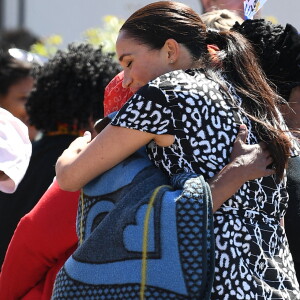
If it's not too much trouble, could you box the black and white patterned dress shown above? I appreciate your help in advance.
[111,69,300,299]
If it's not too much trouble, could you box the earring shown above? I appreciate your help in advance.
[170,59,174,64]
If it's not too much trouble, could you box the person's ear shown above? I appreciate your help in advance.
[207,44,220,55]
[207,44,221,65]
[163,39,180,65]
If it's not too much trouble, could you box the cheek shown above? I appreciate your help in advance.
[8,99,28,120]
[132,64,154,85]
[140,62,167,83]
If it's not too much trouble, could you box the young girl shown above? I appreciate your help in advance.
[56,1,299,298]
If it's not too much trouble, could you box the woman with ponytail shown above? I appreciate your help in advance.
[56,1,300,298]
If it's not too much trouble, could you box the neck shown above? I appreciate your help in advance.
[174,44,200,70]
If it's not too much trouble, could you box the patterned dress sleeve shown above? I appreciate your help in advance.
[111,83,175,135]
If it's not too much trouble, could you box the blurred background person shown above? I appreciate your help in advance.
[0,43,121,267]
[199,8,300,283]
[232,19,300,282]
[0,28,44,141]
[0,71,130,300]
[0,50,37,141]
[201,8,243,30]
[0,28,41,52]
[199,0,245,18]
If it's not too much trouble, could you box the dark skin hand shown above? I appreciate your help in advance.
[209,124,275,212]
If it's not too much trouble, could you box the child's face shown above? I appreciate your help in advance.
[0,76,34,125]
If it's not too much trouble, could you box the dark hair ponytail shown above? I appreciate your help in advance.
[205,29,291,179]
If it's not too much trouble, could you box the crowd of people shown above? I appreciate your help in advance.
[0,0,299,299]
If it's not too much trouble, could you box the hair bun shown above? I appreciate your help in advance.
[232,19,300,100]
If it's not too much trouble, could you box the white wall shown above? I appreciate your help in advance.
[4,0,300,48]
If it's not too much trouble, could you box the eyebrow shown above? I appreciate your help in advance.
[118,53,131,62]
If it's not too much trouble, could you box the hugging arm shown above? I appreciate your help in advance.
[56,124,274,210]
[55,125,156,192]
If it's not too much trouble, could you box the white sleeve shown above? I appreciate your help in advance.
[0,108,32,193]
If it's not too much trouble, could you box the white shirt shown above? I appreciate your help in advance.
[0,108,32,193]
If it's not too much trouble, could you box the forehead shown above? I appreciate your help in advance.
[116,31,149,60]
[116,31,134,48]
[9,77,34,93]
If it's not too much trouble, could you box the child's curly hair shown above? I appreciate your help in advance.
[26,43,121,133]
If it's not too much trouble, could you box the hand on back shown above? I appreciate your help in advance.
[230,124,275,181]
